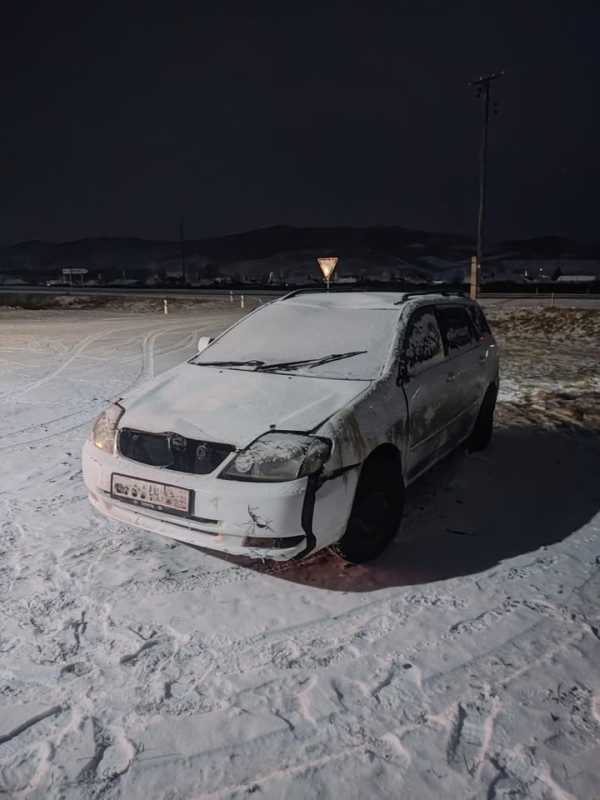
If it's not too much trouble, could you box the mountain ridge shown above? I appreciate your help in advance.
[2,226,600,282]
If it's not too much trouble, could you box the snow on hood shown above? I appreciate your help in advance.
[119,363,370,447]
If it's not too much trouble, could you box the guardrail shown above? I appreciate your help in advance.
[1,286,599,301]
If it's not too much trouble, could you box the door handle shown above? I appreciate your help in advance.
[446,372,456,383]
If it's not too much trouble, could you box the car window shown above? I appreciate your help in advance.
[191,300,402,380]
[468,304,492,339]
[437,306,477,355]
[403,308,445,374]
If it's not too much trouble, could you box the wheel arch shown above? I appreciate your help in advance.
[331,441,406,564]
[360,442,405,485]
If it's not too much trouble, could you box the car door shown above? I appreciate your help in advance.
[467,302,499,391]
[400,306,455,482]
[435,304,484,444]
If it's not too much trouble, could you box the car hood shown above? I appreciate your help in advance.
[119,363,370,447]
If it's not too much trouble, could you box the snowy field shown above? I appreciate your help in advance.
[1,299,600,799]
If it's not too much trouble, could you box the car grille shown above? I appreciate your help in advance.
[118,429,235,475]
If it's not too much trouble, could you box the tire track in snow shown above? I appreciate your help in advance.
[116,606,592,798]
[0,321,200,450]
[0,329,115,403]
[0,317,197,407]
[98,554,567,679]
[6,551,598,798]
[0,705,65,746]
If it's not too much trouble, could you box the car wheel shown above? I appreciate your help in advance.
[331,452,405,564]
[467,384,497,452]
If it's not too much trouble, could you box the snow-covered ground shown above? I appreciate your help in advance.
[1,300,599,799]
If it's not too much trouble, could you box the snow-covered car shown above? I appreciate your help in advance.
[82,290,499,563]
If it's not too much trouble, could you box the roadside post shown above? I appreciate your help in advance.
[317,257,338,291]
[241,295,245,309]
[163,299,168,315]
[470,256,480,300]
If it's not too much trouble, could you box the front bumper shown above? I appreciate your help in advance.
[82,440,356,560]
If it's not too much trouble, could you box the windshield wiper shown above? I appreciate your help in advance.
[255,350,367,373]
[192,351,368,372]
[193,359,265,368]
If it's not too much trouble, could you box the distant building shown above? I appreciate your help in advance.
[334,276,358,285]
[555,274,596,284]
[524,267,552,282]
[503,259,600,284]
[187,278,215,287]
[0,275,28,285]
[110,278,139,286]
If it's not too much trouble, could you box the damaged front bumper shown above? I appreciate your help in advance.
[82,440,356,560]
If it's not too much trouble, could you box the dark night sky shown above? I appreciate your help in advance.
[2,1,599,244]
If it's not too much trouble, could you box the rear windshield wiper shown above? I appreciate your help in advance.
[255,350,367,373]
[193,359,265,368]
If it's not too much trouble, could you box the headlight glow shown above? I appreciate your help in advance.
[92,403,124,453]
[220,432,331,482]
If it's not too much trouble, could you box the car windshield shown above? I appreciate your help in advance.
[190,297,402,380]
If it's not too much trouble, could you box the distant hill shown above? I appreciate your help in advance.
[1,226,599,284]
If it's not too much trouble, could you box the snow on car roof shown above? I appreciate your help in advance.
[282,289,471,309]
[283,291,407,309]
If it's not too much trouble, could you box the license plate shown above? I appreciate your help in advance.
[111,473,193,517]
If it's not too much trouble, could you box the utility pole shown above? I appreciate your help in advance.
[469,70,503,299]
[179,216,186,284]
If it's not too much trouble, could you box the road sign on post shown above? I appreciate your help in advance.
[62,267,88,287]
[317,257,338,291]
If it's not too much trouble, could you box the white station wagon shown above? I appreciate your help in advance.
[82,290,499,563]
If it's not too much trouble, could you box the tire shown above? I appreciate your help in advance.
[467,384,497,452]
[331,452,405,564]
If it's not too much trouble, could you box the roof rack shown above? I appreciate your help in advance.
[279,287,467,302]
[278,287,385,300]
[394,289,467,305]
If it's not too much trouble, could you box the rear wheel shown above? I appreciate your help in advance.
[331,452,404,564]
[467,384,497,452]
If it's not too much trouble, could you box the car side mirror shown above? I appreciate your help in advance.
[396,357,410,386]
[197,336,214,353]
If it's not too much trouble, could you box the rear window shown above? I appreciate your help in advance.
[437,306,476,355]
[403,308,445,374]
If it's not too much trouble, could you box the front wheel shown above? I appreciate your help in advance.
[331,454,405,564]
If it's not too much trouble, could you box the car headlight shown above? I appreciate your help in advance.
[219,432,331,482]
[91,403,124,453]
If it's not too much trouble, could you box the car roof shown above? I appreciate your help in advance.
[279,289,475,310]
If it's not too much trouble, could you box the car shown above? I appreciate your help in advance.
[82,290,499,563]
